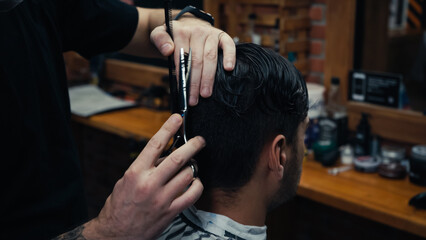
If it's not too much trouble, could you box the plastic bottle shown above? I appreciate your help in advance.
[313,109,339,166]
[247,13,261,45]
[312,78,349,166]
[326,77,348,147]
[353,113,371,156]
[305,83,325,151]
[272,19,280,53]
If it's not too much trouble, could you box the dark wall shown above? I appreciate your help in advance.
[134,0,202,9]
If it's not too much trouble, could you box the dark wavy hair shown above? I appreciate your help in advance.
[187,43,308,192]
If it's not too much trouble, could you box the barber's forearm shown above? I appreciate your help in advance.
[51,218,112,240]
[51,224,86,240]
[120,7,183,58]
[119,7,161,57]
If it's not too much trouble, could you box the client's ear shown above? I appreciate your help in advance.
[268,135,286,179]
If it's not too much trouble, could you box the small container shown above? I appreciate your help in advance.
[381,145,405,163]
[354,156,381,173]
[378,162,407,179]
[409,145,426,186]
[341,145,354,165]
[378,145,407,179]
[312,140,339,166]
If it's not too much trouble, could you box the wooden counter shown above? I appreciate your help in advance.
[72,107,426,237]
[72,108,170,141]
[298,158,426,238]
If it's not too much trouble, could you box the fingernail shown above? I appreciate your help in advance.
[197,136,206,146]
[189,96,198,106]
[201,87,211,97]
[160,43,172,54]
[171,114,182,123]
[225,61,233,69]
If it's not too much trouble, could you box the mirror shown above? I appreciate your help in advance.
[353,0,426,112]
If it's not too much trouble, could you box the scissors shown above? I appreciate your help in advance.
[168,47,191,149]
[178,47,191,144]
[163,48,197,177]
[163,0,198,178]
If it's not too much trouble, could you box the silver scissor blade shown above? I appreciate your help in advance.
[179,48,186,83]
[186,48,192,81]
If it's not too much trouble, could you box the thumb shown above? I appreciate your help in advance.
[150,25,175,56]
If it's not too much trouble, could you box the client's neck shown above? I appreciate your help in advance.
[195,185,267,227]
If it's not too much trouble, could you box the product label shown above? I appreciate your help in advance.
[318,118,337,144]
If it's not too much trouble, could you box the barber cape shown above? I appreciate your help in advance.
[158,206,267,240]
[0,0,23,12]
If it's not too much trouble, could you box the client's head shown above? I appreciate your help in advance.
[187,43,309,211]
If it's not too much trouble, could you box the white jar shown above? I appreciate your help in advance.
[306,83,325,119]
[341,145,354,165]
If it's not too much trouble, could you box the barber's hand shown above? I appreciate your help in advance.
[84,114,205,240]
[150,17,236,106]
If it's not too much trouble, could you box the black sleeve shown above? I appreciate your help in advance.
[61,0,138,58]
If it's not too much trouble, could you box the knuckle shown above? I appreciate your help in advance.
[181,191,197,206]
[174,26,190,39]
[201,72,215,85]
[147,137,163,151]
[224,43,236,54]
[123,168,138,182]
[192,26,208,36]
[136,181,154,196]
[191,55,202,68]
[150,26,163,42]
[186,193,197,204]
[221,32,233,43]
[113,178,124,191]
[204,48,217,61]
[169,153,185,165]
[190,80,200,88]
[184,169,194,182]
[151,197,167,212]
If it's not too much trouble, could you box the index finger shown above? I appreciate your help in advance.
[155,136,205,185]
[130,114,182,171]
[219,31,236,71]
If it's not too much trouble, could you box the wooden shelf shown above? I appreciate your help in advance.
[347,101,426,144]
[238,14,279,27]
[72,108,170,141]
[103,59,168,89]
[388,28,424,38]
[204,0,311,75]
[282,18,311,31]
[299,158,426,238]
[228,0,311,8]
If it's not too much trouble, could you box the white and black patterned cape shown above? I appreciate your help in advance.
[157,206,267,240]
